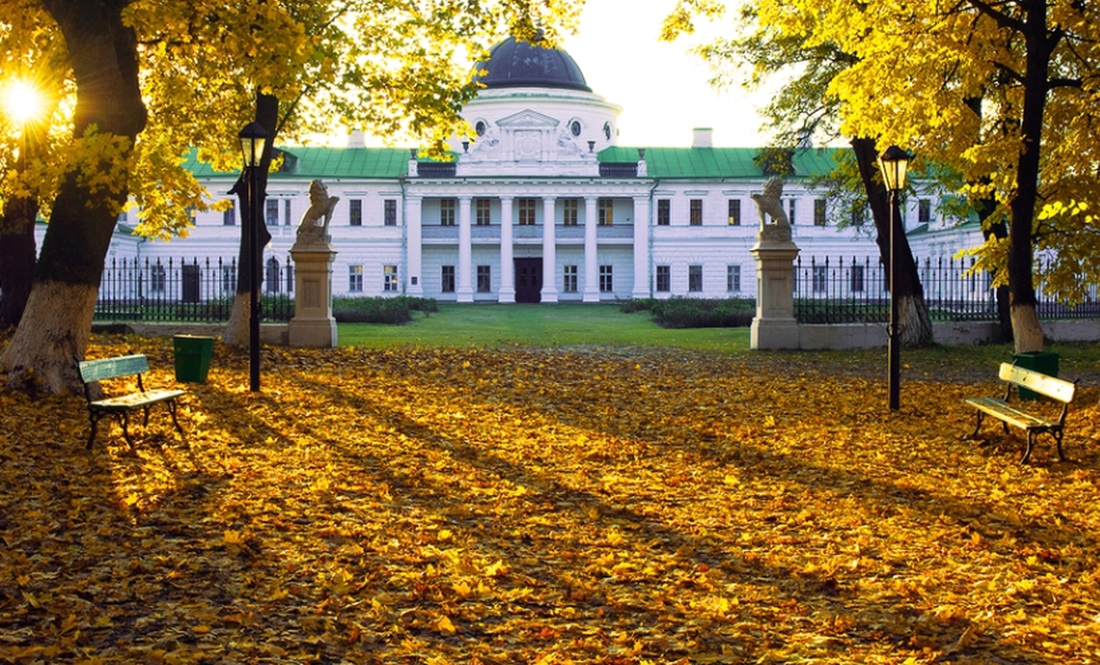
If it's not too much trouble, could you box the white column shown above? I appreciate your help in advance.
[457,196,474,302]
[583,196,600,302]
[406,196,423,297]
[633,195,651,299]
[541,197,558,303]
[499,197,515,303]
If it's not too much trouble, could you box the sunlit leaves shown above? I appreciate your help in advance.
[2,336,1100,662]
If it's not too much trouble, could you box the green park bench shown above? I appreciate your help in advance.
[965,362,1078,463]
[77,354,186,451]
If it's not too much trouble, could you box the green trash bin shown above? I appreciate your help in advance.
[1012,351,1059,400]
[174,334,215,383]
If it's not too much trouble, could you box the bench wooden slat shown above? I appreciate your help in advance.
[79,355,150,383]
[998,363,1075,403]
[964,397,1057,430]
[77,354,185,450]
[90,388,185,411]
[965,362,1078,463]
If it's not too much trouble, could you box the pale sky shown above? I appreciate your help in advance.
[340,0,775,150]
[561,0,773,148]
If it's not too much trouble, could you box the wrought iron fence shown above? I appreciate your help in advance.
[795,255,1100,324]
[95,256,294,323]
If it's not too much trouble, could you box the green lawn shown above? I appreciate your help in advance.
[338,303,752,352]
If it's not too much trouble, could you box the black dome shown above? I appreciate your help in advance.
[475,36,591,92]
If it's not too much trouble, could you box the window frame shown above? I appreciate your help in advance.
[689,199,703,226]
[441,265,456,293]
[348,264,364,293]
[727,264,741,292]
[563,265,578,293]
[383,264,399,292]
[476,265,491,293]
[599,265,613,293]
[384,199,398,226]
[657,199,670,226]
[727,199,741,226]
[440,198,456,226]
[518,198,537,226]
[475,198,492,226]
[656,265,670,292]
[688,265,703,292]
[349,199,363,227]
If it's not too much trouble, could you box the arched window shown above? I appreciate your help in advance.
[266,257,280,294]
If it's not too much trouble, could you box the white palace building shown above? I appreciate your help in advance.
[101,37,975,304]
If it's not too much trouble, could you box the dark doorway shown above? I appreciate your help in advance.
[514,258,542,303]
[182,264,201,303]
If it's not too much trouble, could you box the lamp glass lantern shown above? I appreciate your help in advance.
[238,121,268,169]
[878,145,910,192]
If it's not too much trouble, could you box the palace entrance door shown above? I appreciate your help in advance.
[514,258,542,303]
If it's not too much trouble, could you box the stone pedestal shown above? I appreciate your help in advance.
[750,235,801,350]
[289,242,338,348]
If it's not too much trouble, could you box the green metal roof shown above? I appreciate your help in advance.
[183,147,411,179]
[600,147,842,179]
[183,145,845,180]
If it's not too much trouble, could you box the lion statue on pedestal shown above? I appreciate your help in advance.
[294,180,340,247]
[750,176,792,242]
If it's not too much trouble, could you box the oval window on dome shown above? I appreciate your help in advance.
[570,120,582,137]
[603,122,612,140]
[475,120,487,137]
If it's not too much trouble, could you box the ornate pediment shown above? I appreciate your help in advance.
[496,109,560,129]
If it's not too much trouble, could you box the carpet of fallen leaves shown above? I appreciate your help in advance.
[3,335,1100,665]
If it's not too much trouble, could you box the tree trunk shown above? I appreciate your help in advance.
[1006,4,1055,355]
[1,0,147,393]
[223,93,278,347]
[850,137,934,347]
[0,201,38,331]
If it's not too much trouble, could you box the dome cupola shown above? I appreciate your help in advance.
[474,36,591,92]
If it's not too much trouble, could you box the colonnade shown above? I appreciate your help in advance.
[404,193,651,302]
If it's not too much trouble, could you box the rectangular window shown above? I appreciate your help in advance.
[383,265,398,292]
[562,199,579,226]
[657,199,670,226]
[787,199,796,225]
[384,199,397,226]
[117,211,128,224]
[850,265,865,293]
[440,198,456,226]
[349,264,363,293]
[349,199,363,226]
[814,199,827,226]
[728,199,741,226]
[475,198,491,226]
[598,198,613,226]
[518,198,537,225]
[812,265,828,293]
[688,265,703,292]
[223,203,236,226]
[727,265,741,292]
[151,263,166,293]
[476,265,491,293]
[441,265,455,293]
[266,199,279,227]
[690,199,703,226]
[599,265,613,293]
[563,265,578,293]
[656,265,670,292]
[284,199,292,226]
[919,199,931,224]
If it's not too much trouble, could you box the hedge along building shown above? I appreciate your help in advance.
[140,36,972,304]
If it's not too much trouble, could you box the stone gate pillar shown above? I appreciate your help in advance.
[289,244,338,348]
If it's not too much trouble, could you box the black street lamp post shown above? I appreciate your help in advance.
[878,145,911,412]
[239,121,268,392]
